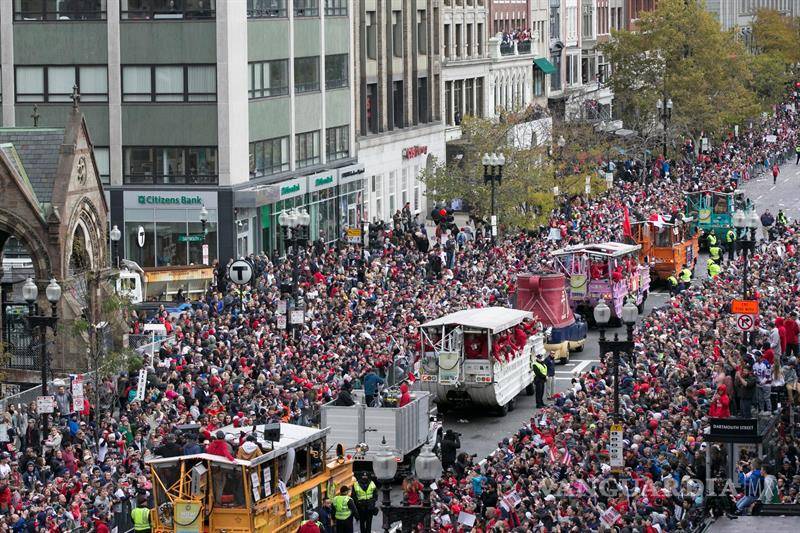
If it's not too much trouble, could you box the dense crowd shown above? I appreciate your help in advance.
[1,101,800,532]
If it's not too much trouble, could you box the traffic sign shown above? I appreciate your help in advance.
[609,424,624,468]
[731,299,758,315]
[277,315,287,330]
[228,259,253,285]
[735,314,755,332]
[36,396,55,414]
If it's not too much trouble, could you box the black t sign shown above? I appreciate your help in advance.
[228,259,253,286]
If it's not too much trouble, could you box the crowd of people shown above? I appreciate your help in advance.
[1,99,800,532]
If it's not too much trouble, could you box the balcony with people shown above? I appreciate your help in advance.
[499,29,534,56]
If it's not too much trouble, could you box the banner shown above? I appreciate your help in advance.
[569,274,588,297]
[71,374,84,413]
[438,351,461,385]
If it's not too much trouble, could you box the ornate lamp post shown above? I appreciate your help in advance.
[481,152,505,241]
[656,98,673,157]
[594,298,638,420]
[24,277,62,437]
[110,225,121,268]
[733,208,760,350]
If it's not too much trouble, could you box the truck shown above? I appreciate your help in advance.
[628,216,699,281]
[684,189,747,248]
[417,307,546,415]
[116,259,214,305]
[320,390,440,477]
[515,272,587,363]
[551,242,650,325]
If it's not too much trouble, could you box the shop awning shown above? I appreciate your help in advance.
[533,58,556,74]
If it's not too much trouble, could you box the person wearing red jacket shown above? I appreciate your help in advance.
[206,431,235,461]
[785,312,800,357]
[708,384,731,418]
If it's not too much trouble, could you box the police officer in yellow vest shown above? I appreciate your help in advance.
[353,473,377,533]
[707,258,721,278]
[725,227,736,261]
[706,231,717,249]
[709,243,721,262]
[533,354,548,408]
[332,485,359,533]
[667,274,679,295]
[131,497,151,533]
[679,264,692,291]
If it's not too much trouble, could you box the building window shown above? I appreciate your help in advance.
[248,60,289,99]
[324,0,347,16]
[120,0,215,20]
[550,0,560,40]
[550,53,561,90]
[325,54,348,90]
[392,11,403,57]
[247,0,287,18]
[366,11,377,60]
[94,146,110,184]
[326,125,349,161]
[294,0,318,17]
[475,77,483,117]
[417,77,428,124]
[122,65,216,103]
[366,83,378,134]
[444,80,452,126]
[14,0,107,20]
[296,130,320,168]
[477,23,483,55]
[123,146,217,185]
[392,81,404,129]
[455,24,462,58]
[466,24,473,57]
[534,69,544,96]
[582,4,593,39]
[250,136,289,177]
[294,57,320,93]
[444,24,450,58]
[417,10,427,55]
[15,65,108,103]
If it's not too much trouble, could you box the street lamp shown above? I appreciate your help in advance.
[24,277,62,438]
[594,298,637,421]
[549,136,566,197]
[656,97,673,158]
[278,208,311,332]
[110,225,121,268]
[199,205,209,240]
[376,437,437,532]
[733,208,759,351]
[482,152,505,241]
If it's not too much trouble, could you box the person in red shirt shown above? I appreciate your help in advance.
[402,476,423,505]
[398,383,411,407]
[708,384,731,418]
[206,431,235,461]
[785,312,800,357]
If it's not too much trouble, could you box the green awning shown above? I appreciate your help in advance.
[533,58,557,74]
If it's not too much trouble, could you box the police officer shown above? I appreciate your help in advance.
[725,226,736,261]
[679,264,692,290]
[131,496,151,533]
[709,242,722,263]
[777,209,788,228]
[533,354,548,408]
[440,429,461,473]
[706,231,717,249]
[332,485,359,533]
[707,258,721,278]
[353,473,377,533]
[795,141,800,165]
[667,274,679,295]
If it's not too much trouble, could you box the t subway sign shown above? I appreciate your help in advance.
[402,145,428,160]
[138,195,203,206]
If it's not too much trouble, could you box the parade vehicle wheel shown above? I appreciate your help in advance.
[526,383,536,396]
[497,402,509,417]
[573,343,584,353]
[507,398,516,412]
[637,292,648,313]
[561,350,570,364]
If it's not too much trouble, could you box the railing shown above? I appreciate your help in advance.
[517,41,531,54]
[500,43,515,56]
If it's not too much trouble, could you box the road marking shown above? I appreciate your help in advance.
[756,195,763,200]
[554,359,597,376]
[770,186,777,191]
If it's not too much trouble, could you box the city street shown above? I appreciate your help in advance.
[445,156,800,461]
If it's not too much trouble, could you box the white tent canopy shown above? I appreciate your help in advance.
[421,307,533,334]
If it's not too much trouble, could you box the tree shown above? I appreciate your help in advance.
[751,8,800,66]
[746,52,793,109]
[601,0,759,140]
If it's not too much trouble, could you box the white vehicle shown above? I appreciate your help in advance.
[417,308,545,415]
[320,390,440,477]
[116,259,214,304]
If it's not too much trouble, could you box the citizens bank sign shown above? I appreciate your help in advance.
[138,195,203,206]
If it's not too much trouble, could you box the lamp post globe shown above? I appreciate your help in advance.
[22,277,38,304]
[373,436,398,482]
[482,153,491,166]
[593,299,612,326]
[110,225,121,242]
[298,208,311,227]
[45,279,62,305]
[746,210,760,229]
[497,153,506,167]
[621,299,638,325]
[732,209,746,229]
[199,205,209,224]
[414,444,442,483]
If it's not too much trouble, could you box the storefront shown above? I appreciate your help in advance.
[122,191,218,267]
[236,164,365,256]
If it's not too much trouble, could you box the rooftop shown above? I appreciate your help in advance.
[422,307,533,333]
[0,128,65,205]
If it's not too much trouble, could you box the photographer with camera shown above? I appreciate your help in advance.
[440,430,461,473]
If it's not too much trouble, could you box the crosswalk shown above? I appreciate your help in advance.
[554,358,600,379]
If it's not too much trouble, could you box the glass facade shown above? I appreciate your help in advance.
[124,207,218,267]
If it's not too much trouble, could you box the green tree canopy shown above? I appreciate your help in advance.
[601,0,759,139]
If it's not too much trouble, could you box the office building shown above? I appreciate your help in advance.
[1,0,359,264]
